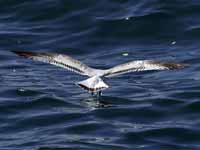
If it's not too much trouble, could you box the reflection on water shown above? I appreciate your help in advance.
[81,96,114,109]
[80,95,154,110]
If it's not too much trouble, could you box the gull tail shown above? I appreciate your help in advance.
[76,76,109,93]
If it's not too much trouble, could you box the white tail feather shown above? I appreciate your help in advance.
[76,76,109,93]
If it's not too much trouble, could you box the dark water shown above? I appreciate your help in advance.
[1,0,200,149]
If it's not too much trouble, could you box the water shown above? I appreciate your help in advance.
[1,0,200,149]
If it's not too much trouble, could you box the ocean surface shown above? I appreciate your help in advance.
[1,0,200,150]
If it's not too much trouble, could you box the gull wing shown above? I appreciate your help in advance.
[103,60,185,77]
[12,51,94,77]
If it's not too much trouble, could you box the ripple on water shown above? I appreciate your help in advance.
[0,0,200,150]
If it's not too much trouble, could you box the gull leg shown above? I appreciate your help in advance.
[98,91,102,97]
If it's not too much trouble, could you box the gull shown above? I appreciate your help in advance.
[12,51,185,96]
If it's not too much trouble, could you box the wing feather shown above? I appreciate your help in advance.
[103,60,185,77]
[12,51,94,76]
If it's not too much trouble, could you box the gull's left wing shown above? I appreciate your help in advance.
[12,51,95,77]
[103,60,186,77]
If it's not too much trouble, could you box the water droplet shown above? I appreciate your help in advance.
[171,41,176,45]
[122,53,129,56]
[18,88,25,92]
[125,17,129,20]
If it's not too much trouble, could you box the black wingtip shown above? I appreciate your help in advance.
[11,50,38,58]
[159,62,188,70]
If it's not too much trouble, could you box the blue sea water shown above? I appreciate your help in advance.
[1,0,200,150]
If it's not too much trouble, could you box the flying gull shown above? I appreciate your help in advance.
[12,51,185,96]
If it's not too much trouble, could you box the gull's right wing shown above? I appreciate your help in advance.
[12,51,95,77]
[103,60,186,77]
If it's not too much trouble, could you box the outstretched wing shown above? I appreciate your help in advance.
[103,60,185,77]
[12,51,94,76]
